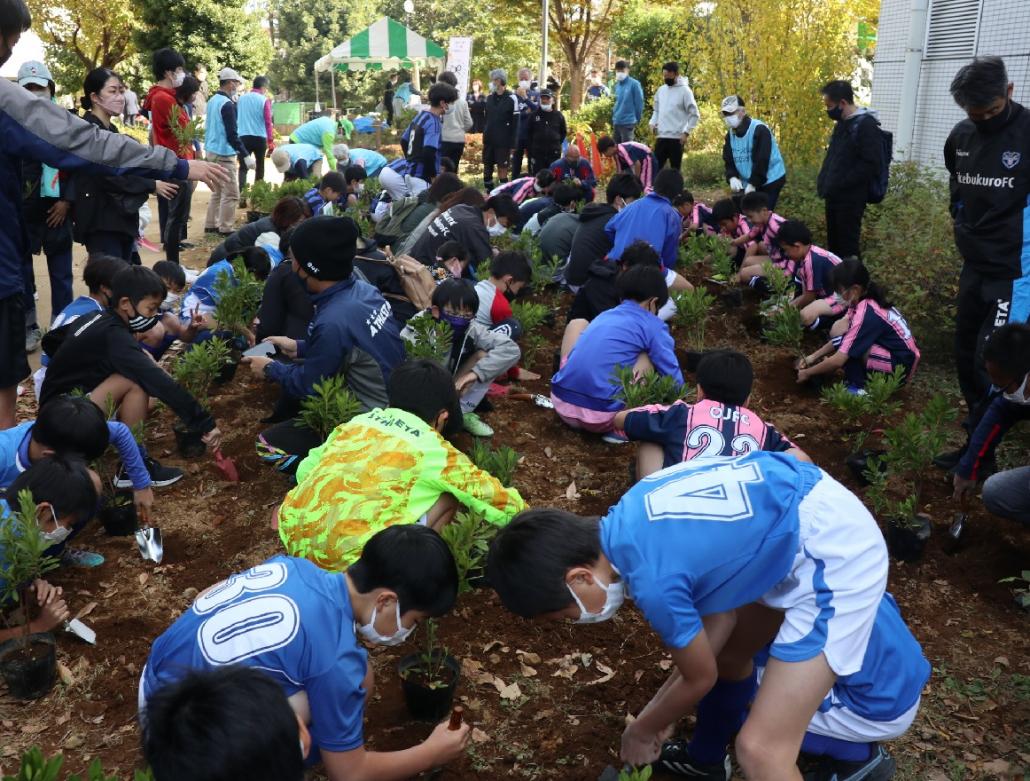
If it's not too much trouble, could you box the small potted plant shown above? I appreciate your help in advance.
[212,260,265,381]
[397,619,460,722]
[404,316,454,365]
[0,490,62,699]
[171,339,230,456]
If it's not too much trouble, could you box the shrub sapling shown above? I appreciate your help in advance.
[297,375,362,440]
[405,316,454,365]
[672,287,715,351]
[613,365,686,408]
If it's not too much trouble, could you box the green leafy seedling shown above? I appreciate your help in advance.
[671,287,715,350]
[613,365,686,408]
[404,316,454,365]
[297,375,363,440]
[172,339,231,405]
[213,259,264,339]
[470,439,519,487]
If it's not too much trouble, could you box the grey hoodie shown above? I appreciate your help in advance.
[649,76,700,139]
[401,310,520,383]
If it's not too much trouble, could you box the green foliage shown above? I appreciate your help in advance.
[999,570,1030,610]
[440,512,495,595]
[820,366,905,451]
[709,240,736,283]
[297,375,362,440]
[167,104,205,158]
[679,233,730,270]
[610,0,699,101]
[4,746,154,781]
[245,177,318,213]
[511,300,551,367]
[681,151,726,188]
[672,287,715,351]
[470,440,520,487]
[775,163,826,237]
[172,339,231,404]
[213,260,264,337]
[404,316,453,365]
[618,765,653,781]
[567,96,615,136]
[0,491,61,643]
[760,261,804,352]
[613,365,686,408]
[402,618,451,689]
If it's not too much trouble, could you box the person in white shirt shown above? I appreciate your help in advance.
[437,71,473,166]
[649,61,699,172]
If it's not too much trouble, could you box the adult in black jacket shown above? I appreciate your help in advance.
[482,68,519,190]
[409,196,519,273]
[527,90,567,175]
[563,173,643,288]
[939,56,1030,456]
[41,265,220,447]
[73,68,179,261]
[209,195,310,263]
[816,80,883,259]
[720,94,787,210]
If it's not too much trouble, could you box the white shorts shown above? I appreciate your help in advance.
[379,166,428,202]
[759,472,888,676]
[664,267,678,287]
[138,667,147,718]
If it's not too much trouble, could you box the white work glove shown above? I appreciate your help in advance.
[244,154,257,170]
[744,183,756,194]
[729,177,743,192]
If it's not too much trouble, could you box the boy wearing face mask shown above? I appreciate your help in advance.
[527,89,567,176]
[401,280,521,437]
[474,251,533,335]
[564,173,643,290]
[409,195,520,274]
[40,265,222,455]
[720,94,787,211]
[141,524,474,781]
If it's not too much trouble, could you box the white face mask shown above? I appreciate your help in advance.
[356,601,416,646]
[39,507,71,544]
[488,219,507,237]
[568,574,625,624]
[724,114,742,129]
[518,79,531,89]
[615,71,628,82]
[1003,373,1030,405]
[172,70,186,88]
[541,103,553,112]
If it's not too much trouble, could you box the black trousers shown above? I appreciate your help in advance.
[85,230,135,262]
[482,144,511,188]
[955,264,1016,412]
[824,199,866,259]
[654,137,684,171]
[511,143,530,178]
[159,180,192,263]
[258,416,324,475]
[440,140,466,167]
[238,136,268,190]
[758,176,786,212]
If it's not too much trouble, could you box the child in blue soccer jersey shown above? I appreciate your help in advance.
[487,452,889,778]
[140,525,471,781]
[659,592,929,781]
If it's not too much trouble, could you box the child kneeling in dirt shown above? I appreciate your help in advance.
[402,280,521,438]
[0,455,100,644]
[140,525,472,781]
[551,264,683,440]
[486,452,890,778]
[276,359,525,572]
[615,350,809,481]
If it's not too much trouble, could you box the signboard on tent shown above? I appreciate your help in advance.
[446,37,473,102]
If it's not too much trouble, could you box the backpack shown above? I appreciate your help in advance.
[356,251,437,311]
[850,114,893,204]
[376,195,424,240]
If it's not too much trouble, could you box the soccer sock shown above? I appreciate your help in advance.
[800,732,873,762]
[808,316,822,330]
[688,667,758,765]
[747,275,772,295]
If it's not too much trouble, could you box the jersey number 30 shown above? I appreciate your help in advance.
[644,459,764,522]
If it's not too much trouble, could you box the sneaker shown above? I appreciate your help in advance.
[203,227,221,235]
[179,241,196,249]
[602,431,629,444]
[845,384,868,396]
[61,548,105,568]
[932,447,966,470]
[145,457,185,488]
[25,325,42,353]
[657,740,731,780]
[803,744,896,781]
[462,412,494,437]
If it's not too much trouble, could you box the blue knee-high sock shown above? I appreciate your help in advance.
[800,732,873,762]
[688,667,758,765]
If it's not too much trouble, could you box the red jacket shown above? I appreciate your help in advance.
[143,85,194,159]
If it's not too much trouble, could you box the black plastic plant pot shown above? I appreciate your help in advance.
[397,652,460,722]
[214,354,240,385]
[100,493,138,536]
[0,632,57,700]
[886,516,931,563]
[173,422,207,458]
[845,449,887,485]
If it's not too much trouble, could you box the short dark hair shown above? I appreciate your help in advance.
[653,168,684,200]
[614,60,629,71]
[440,156,457,173]
[175,75,201,104]
[486,509,601,617]
[426,172,463,205]
[7,454,98,523]
[83,255,129,295]
[437,71,458,87]
[776,219,813,247]
[1,0,31,38]
[153,260,186,291]
[252,75,269,90]
[343,164,367,184]
[606,172,643,205]
[111,265,167,309]
[950,56,1009,109]
[229,246,271,281]
[597,136,616,154]
[740,190,770,213]
[553,183,581,207]
[672,191,695,208]
[427,83,459,107]
[348,525,458,616]
[432,278,479,313]
[617,263,669,308]
[388,359,462,436]
[534,169,556,189]
[696,350,754,406]
[662,62,680,73]
[485,194,519,226]
[711,198,739,223]
[143,666,304,781]
[436,240,467,262]
[491,251,532,283]
[32,395,110,461]
[152,48,185,81]
[618,240,661,270]
[821,79,854,104]
[318,171,346,194]
[270,196,311,232]
[983,322,1030,379]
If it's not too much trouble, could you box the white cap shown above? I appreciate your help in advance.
[721,95,742,114]
[270,147,291,173]
[17,61,54,91]
[218,67,244,84]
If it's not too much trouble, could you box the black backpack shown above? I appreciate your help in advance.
[850,114,893,204]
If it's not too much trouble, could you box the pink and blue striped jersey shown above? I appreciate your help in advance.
[614,142,657,191]
[623,398,794,468]
[797,245,843,297]
[490,176,538,205]
[690,202,718,236]
[839,299,921,376]
[747,212,787,267]
[720,214,753,243]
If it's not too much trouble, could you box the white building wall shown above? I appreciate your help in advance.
[871,0,1030,169]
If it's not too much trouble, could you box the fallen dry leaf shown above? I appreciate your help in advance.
[63,734,84,750]
[519,662,538,677]
[58,662,74,686]
[533,709,555,722]
[483,640,503,653]
[74,601,98,620]
[565,480,581,500]
[471,727,491,744]
[138,573,149,586]
[21,722,45,734]
[993,656,1010,667]
[489,653,501,664]
[658,659,673,671]
[634,670,644,682]
[552,664,579,679]
[544,446,553,459]
[496,680,522,700]
[981,759,1011,776]
[585,662,616,686]
[516,650,541,665]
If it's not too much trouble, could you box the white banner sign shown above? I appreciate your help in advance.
[446,36,473,102]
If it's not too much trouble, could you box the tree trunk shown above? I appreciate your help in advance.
[565,42,585,113]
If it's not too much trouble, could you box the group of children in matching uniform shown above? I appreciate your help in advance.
[1,144,935,781]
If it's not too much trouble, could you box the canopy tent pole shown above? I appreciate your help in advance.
[314,69,321,112]
[412,63,421,93]
[331,67,338,111]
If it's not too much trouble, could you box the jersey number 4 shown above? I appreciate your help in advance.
[644,459,765,522]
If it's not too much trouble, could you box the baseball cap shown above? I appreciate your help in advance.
[539,89,553,98]
[17,61,54,92]
[721,95,742,114]
[218,67,244,84]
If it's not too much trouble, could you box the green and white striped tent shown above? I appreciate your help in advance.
[313,17,445,73]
